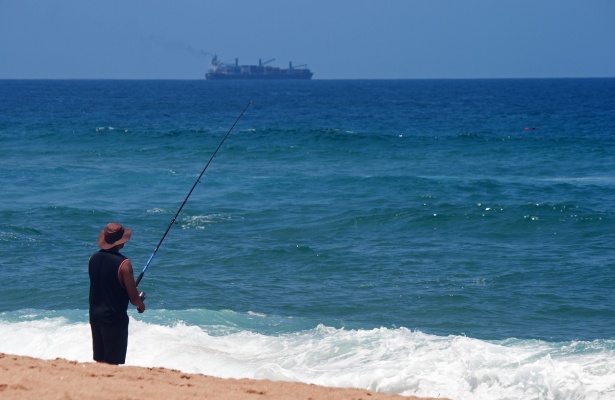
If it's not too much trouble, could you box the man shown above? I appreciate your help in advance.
[89,222,145,365]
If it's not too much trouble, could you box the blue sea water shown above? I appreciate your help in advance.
[0,79,614,399]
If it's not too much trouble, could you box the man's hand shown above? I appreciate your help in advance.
[137,292,146,313]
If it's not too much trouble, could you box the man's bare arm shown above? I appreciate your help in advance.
[120,260,145,313]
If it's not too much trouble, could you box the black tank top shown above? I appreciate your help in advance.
[89,249,130,326]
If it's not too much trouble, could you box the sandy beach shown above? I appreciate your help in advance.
[0,353,446,400]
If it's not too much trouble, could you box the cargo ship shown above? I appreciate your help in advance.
[205,55,313,80]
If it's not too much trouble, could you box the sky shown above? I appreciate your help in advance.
[1,0,614,79]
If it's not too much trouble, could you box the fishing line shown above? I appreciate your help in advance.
[135,101,252,287]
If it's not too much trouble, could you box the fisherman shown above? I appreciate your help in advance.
[88,222,145,365]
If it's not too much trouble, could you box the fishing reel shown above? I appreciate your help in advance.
[139,291,147,301]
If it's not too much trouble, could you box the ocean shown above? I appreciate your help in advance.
[0,78,614,399]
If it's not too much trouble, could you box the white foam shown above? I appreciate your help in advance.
[0,316,92,362]
[1,317,614,399]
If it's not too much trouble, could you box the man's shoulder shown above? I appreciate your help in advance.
[90,250,127,262]
[89,249,103,260]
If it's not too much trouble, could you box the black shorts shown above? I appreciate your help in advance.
[90,320,129,365]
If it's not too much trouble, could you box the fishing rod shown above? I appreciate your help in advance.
[135,101,252,287]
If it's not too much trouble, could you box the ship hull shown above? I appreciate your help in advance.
[205,72,313,80]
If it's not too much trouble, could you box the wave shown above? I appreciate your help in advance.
[1,309,613,400]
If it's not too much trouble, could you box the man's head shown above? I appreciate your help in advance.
[98,222,132,250]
